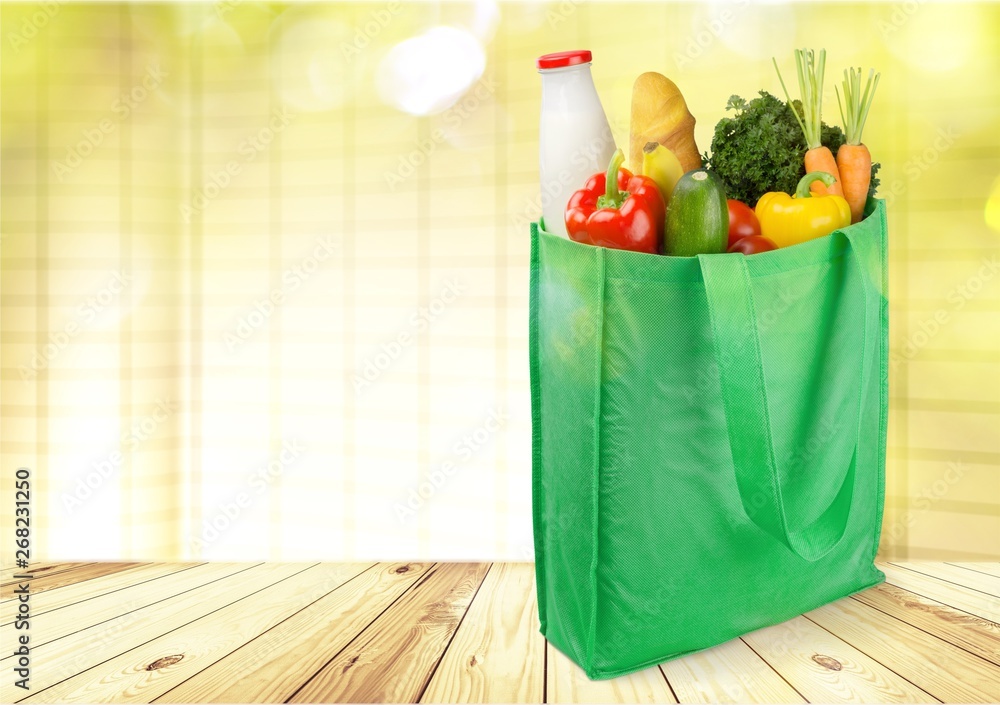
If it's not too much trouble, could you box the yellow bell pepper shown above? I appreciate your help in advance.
[755,172,852,248]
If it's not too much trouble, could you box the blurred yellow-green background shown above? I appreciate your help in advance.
[1,1,998,562]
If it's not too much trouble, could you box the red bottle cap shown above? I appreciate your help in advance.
[536,50,592,70]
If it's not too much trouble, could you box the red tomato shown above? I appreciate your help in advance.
[727,199,762,247]
[727,236,777,255]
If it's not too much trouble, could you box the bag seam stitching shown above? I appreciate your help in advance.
[873,199,888,560]
[585,574,886,680]
[587,245,606,673]
[543,229,855,278]
[605,252,852,286]
[528,223,546,631]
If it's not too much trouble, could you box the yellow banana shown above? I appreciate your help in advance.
[641,141,685,207]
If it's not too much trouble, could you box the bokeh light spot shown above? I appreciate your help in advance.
[270,14,356,112]
[985,175,1000,234]
[376,26,485,116]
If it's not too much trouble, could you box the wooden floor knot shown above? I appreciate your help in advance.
[146,654,184,671]
[811,654,842,671]
[342,654,361,674]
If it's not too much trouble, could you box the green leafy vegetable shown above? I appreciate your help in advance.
[867,161,881,200]
[705,91,846,206]
[821,122,846,156]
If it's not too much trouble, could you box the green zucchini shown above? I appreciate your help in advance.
[664,169,728,256]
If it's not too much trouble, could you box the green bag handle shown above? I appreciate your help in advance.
[697,229,873,562]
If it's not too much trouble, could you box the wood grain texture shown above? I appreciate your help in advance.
[5,563,301,699]
[1,563,145,600]
[890,562,1000,597]
[287,562,490,704]
[807,594,1000,702]
[1,562,92,585]
[851,583,1000,666]
[2,563,201,622]
[880,563,1000,622]
[421,563,544,704]
[21,564,371,704]
[742,615,937,703]
[5,562,1000,704]
[660,638,804,704]
[154,562,426,704]
[947,563,1000,579]
[0,563,254,648]
[546,642,677,704]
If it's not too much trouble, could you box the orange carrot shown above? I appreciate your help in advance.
[804,145,844,197]
[836,66,880,223]
[837,144,871,223]
[774,49,844,197]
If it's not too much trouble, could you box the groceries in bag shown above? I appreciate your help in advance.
[773,48,845,198]
[756,171,852,248]
[537,50,616,239]
[663,170,728,257]
[725,199,776,252]
[565,149,664,254]
[835,66,881,224]
[641,142,685,209]
[726,199,762,248]
[629,72,701,173]
[537,47,881,256]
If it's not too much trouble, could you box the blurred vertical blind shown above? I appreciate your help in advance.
[1,2,998,562]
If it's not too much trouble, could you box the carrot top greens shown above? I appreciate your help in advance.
[836,67,880,146]
[773,48,827,150]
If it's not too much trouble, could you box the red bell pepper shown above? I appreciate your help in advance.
[565,148,665,254]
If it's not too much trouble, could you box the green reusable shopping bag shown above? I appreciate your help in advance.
[529,199,888,680]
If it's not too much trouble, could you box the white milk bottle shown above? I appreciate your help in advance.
[537,50,616,238]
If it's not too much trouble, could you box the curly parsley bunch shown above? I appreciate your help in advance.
[706,91,860,206]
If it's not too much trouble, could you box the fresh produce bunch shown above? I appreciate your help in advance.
[564,48,880,257]
[706,92,847,206]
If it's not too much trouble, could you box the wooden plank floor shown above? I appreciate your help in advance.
[1,562,997,704]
